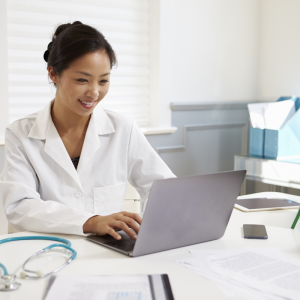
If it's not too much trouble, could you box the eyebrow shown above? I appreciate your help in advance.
[74,71,110,77]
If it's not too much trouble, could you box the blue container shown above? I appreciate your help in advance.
[264,129,278,159]
[264,97,300,163]
[249,127,265,158]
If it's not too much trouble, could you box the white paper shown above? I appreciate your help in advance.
[179,259,281,300]
[248,98,296,130]
[264,100,295,130]
[209,248,300,299]
[178,247,300,300]
[177,248,285,300]
[248,103,270,129]
[44,274,152,300]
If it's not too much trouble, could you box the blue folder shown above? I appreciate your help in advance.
[249,127,265,158]
[249,96,300,162]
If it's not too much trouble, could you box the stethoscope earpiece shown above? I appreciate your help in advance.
[19,270,43,279]
[36,270,43,277]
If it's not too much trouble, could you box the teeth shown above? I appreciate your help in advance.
[79,99,94,106]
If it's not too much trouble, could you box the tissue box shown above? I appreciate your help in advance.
[264,107,300,163]
[249,127,265,158]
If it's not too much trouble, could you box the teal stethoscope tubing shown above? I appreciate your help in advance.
[0,263,8,276]
[0,236,77,278]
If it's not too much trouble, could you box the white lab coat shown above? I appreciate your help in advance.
[0,101,175,236]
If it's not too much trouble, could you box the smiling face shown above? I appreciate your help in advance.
[49,50,111,118]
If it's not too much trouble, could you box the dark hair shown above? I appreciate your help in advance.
[44,21,117,87]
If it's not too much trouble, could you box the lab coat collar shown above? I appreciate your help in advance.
[28,101,52,140]
[28,101,116,186]
[28,101,115,140]
[93,106,115,136]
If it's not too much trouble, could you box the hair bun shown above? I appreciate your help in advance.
[47,41,53,51]
[72,21,82,26]
[43,50,50,62]
[53,23,72,38]
[44,21,83,63]
[53,21,82,39]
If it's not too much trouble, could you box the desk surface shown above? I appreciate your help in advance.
[1,208,300,300]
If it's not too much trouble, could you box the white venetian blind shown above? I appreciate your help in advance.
[7,0,150,126]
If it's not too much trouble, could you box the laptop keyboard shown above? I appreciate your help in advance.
[104,238,136,252]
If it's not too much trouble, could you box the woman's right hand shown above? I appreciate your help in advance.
[83,211,142,240]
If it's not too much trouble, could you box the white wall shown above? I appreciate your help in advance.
[158,0,260,126]
[2,1,300,129]
[0,145,7,234]
[0,0,9,140]
[259,0,300,101]
[0,0,8,235]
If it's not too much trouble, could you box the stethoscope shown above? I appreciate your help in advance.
[0,236,77,292]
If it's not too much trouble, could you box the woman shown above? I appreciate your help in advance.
[0,21,175,240]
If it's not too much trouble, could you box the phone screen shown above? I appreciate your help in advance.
[243,224,268,239]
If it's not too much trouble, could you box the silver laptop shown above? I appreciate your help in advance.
[86,170,246,257]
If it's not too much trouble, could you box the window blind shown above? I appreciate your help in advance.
[7,0,150,126]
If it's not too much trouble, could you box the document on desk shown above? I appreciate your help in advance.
[177,247,300,300]
[43,274,174,300]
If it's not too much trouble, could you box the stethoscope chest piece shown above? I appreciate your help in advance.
[0,274,21,291]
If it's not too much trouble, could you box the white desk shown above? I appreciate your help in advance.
[1,208,300,300]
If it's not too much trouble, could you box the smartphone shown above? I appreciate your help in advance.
[243,224,268,239]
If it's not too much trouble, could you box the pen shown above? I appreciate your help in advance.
[291,207,300,229]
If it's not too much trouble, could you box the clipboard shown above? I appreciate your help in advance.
[43,273,174,300]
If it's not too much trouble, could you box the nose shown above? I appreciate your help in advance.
[86,83,99,100]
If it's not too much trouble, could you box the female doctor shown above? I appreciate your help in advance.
[0,21,175,240]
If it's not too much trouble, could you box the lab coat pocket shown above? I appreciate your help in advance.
[93,182,126,216]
